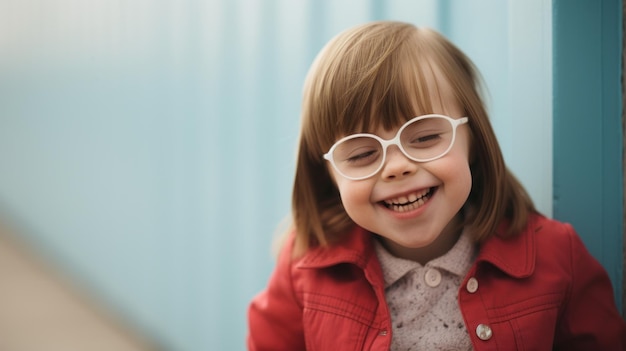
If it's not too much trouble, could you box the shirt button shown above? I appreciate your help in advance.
[424,268,442,287]
[466,277,478,293]
[476,324,493,340]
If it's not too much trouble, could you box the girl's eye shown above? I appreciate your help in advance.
[410,133,441,146]
[346,149,379,164]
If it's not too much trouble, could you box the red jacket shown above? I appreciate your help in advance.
[248,214,626,350]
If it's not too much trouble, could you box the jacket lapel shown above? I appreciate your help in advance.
[475,217,540,278]
[296,226,386,286]
[296,226,373,268]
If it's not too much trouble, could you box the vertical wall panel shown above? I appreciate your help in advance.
[552,0,623,310]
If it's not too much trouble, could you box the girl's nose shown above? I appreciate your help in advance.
[380,146,418,180]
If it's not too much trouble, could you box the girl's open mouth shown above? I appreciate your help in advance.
[381,187,436,212]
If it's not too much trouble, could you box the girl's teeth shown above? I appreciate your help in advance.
[385,188,432,212]
[391,197,426,212]
[386,189,430,205]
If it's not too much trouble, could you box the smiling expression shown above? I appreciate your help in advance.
[327,78,472,263]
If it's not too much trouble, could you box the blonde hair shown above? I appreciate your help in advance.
[291,21,535,256]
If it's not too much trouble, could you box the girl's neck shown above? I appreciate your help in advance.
[379,214,464,265]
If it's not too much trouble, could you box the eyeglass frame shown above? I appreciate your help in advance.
[323,114,469,180]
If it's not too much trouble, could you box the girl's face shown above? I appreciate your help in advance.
[328,82,472,263]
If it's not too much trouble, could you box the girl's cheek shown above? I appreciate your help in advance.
[337,180,374,205]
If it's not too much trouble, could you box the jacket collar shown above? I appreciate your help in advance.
[474,215,540,278]
[296,214,542,279]
[297,226,376,270]
[296,225,387,290]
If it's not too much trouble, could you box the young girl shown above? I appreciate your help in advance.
[247,21,625,350]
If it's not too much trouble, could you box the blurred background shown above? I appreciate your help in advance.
[0,0,622,350]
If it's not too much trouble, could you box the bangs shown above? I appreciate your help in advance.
[302,23,456,160]
[336,49,439,136]
[340,49,445,136]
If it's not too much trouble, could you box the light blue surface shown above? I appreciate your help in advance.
[0,1,607,350]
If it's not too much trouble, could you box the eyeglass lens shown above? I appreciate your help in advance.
[331,116,456,179]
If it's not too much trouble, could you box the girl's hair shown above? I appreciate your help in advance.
[291,21,535,256]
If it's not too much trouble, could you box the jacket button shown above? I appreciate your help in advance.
[466,277,478,293]
[424,268,442,287]
[476,324,492,340]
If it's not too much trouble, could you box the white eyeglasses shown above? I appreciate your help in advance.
[323,114,468,180]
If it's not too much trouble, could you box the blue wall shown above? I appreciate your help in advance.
[552,0,623,311]
[0,1,618,350]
